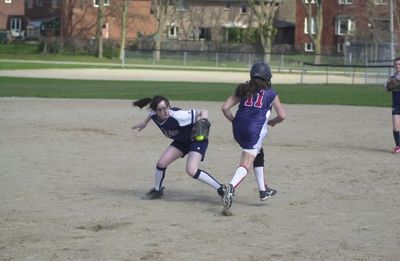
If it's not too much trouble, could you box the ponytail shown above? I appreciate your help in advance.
[235,78,270,98]
[133,97,152,109]
[133,95,170,111]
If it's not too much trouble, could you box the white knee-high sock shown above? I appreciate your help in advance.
[230,166,248,188]
[254,166,266,191]
[154,166,166,191]
[194,169,221,190]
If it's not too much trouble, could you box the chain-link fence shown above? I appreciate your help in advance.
[122,49,394,84]
[123,49,354,70]
[0,41,395,84]
[300,63,393,84]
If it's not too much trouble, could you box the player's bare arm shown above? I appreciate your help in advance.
[132,114,151,131]
[221,95,240,122]
[268,95,286,127]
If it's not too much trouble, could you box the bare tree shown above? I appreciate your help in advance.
[110,0,130,60]
[396,2,400,31]
[353,0,400,61]
[62,0,101,50]
[357,1,392,61]
[174,4,227,43]
[151,0,177,61]
[247,0,280,62]
[300,0,323,64]
[394,0,400,56]
[60,0,78,52]
[96,0,105,58]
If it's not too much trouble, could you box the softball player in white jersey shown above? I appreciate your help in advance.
[132,95,224,200]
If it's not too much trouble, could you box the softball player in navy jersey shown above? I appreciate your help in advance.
[132,95,224,200]
[221,62,286,209]
[385,57,400,154]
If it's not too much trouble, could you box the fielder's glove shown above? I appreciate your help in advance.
[192,118,211,141]
[385,76,400,92]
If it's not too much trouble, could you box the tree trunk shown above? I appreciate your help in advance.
[314,53,322,64]
[314,2,324,64]
[59,0,64,53]
[301,0,324,64]
[264,25,273,63]
[98,35,103,59]
[248,0,278,64]
[263,38,272,63]
[41,37,48,54]
[119,0,128,60]
[97,0,105,58]
[151,0,177,62]
[154,33,161,62]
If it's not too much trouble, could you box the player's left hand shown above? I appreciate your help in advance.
[132,122,146,131]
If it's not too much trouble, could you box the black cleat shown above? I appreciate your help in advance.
[217,185,224,197]
[222,184,234,210]
[259,186,277,201]
[145,187,164,200]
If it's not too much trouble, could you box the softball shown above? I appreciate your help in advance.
[194,135,204,141]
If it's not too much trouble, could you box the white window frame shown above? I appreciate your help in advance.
[5,0,12,4]
[337,43,344,53]
[168,25,178,38]
[304,43,314,52]
[339,0,352,4]
[199,27,210,40]
[374,0,388,5]
[10,18,22,35]
[93,0,110,7]
[304,17,316,35]
[336,16,355,35]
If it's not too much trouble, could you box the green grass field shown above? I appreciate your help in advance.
[0,76,391,107]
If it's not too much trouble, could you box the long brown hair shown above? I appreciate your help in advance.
[133,95,170,111]
[235,78,271,98]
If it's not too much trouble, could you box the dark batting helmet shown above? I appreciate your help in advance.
[250,62,272,82]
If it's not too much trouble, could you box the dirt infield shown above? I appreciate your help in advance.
[0,97,399,260]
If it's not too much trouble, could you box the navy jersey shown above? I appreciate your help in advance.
[391,72,400,109]
[150,107,196,142]
[393,91,400,109]
[233,88,277,150]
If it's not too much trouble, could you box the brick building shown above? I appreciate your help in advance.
[295,0,400,56]
[0,0,25,41]
[66,0,155,43]
[22,0,155,43]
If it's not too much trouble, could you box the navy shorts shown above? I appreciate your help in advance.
[392,107,400,115]
[171,139,209,161]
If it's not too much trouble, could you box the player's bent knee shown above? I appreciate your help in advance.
[156,161,168,169]
[186,167,198,178]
